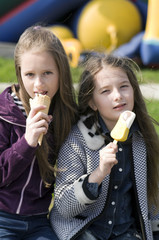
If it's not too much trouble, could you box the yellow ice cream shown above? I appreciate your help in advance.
[111,111,136,144]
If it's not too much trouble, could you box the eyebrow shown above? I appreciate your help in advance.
[97,79,131,91]
[120,79,131,84]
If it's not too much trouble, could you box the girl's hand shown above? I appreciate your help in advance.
[99,142,118,177]
[88,142,118,185]
[25,105,52,147]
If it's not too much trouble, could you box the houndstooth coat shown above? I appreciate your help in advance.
[50,114,156,240]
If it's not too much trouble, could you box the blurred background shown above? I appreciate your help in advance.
[1,0,159,68]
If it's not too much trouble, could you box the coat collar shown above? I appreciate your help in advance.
[77,114,105,150]
[0,86,26,126]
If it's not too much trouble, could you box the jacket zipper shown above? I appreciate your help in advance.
[40,180,43,198]
[0,116,25,127]
[16,157,36,214]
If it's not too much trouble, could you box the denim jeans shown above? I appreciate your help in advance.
[0,210,58,240]
[76,229,142,240]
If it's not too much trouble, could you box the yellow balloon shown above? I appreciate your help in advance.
[77,0,142,52]
[48,25,74,40]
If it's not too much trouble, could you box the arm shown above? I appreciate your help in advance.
[54,136,90,218]
[0,104,51,187]
[0,120,36,187]
[54,130,118,218]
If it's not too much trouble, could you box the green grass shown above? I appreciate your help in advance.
[0,57,16,83]
[141,67,159,83]
[146,99,159,135]
[71,66,83,83]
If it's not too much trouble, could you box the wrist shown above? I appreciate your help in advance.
[88,167,106,185]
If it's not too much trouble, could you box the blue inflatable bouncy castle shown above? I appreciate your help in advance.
[113,0,159,65]
[0,0,89,42]
[140,0,159,64]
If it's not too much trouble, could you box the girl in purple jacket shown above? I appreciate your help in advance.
[0,26,77,239]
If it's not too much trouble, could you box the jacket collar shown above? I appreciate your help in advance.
[77,114,105,150]
[0,86,26,126]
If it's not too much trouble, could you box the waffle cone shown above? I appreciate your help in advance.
[29,94,51,145]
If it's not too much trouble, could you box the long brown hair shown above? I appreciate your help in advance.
[78,53,159,207]
[14,25,78,185]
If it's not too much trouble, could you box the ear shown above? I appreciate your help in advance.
[88,99,97,111]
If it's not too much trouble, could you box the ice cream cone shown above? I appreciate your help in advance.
[29,94,51,145]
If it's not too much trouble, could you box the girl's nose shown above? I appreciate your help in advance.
[34,76,44,88]
[113,89,122,101]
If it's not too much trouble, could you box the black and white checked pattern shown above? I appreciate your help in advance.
[50,115,156,240]
[132,133,153,239]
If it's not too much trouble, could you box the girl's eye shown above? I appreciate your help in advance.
[26,73,34,77]
[121,84,129,88]
[44,71,52,75]
[101,89,109,94]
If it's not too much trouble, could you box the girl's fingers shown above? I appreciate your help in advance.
[28,105,46,118]
[106,142,118,152]
[28,111,51,125]
[25,107,52,147]
[33,119,49,131]
[48,115,53,122]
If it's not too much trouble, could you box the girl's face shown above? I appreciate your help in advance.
[20,50,59,99]
[89,66,134,131]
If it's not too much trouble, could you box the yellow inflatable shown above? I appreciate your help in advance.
[144,0,159,40]
[77,0,142,52]
[48,25,74,40]
[140,0,159,64]
[61,38,83,68]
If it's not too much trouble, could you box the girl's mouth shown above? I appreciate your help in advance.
[113,103,126,109]
[34,91,48,95]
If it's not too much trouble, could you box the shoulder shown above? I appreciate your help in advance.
[0,86,12,100]
[0,86,13,114]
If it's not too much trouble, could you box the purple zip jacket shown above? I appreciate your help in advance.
[0,87,54,215]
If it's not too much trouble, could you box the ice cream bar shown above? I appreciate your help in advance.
[29,94,51,145]
[110,111,136,144]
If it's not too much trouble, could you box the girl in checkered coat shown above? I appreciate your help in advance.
[50,54,159,240]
